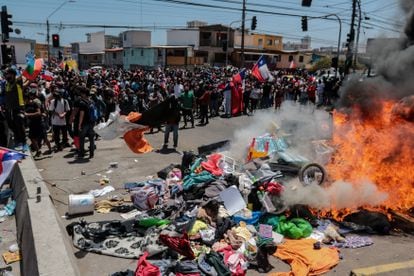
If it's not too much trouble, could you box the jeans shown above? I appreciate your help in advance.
[79,124,95,156]
[164,124,178,147]
[182,108,194,127]
[52,125,68,148]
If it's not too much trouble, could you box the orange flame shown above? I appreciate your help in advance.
[326,100,414,214]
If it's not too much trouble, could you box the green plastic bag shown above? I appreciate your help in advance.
[138,217,170,228]
[276,216,313,239]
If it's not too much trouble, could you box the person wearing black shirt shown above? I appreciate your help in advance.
[77,87,95,158]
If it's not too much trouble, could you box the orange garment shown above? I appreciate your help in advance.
[124,128,152,154]
[269,239,339,276]
[126,112,142,123]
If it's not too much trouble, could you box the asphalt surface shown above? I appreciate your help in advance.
[35,109,414,276]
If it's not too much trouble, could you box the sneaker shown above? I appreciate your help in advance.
[22,144,30,152]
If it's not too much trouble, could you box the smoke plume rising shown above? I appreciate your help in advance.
[228,102,331,161]
[281,179,388,210]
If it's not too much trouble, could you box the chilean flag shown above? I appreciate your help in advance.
[41,70,54,81]
[232,68,246,84]
[0,148,25,187]
[252,55,274,82]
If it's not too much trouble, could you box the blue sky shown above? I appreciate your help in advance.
[3,0,404,50]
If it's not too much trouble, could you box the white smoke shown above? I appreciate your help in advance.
[228,102,331,161]
[281,179,388,210]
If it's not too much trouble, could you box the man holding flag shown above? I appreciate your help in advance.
[251,55,274,83]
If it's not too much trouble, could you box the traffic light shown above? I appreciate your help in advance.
[52,34,60,48]
[345,29,355,48]
[331,57,338,68]
[1,6,13,43]
[301,16,308,32]
[302,0,312,7]
[1,44,14,65]
[251,16,257,31]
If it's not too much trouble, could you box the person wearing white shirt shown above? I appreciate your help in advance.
[48,89,70,151]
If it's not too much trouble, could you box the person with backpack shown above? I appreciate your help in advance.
[48,89,70,151]
[77,87,97,159]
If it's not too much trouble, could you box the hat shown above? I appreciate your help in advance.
[29,83,38,88]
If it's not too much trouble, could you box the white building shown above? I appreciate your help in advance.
[121,30,151,48]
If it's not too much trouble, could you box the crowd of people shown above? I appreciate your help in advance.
[0,65,341,158]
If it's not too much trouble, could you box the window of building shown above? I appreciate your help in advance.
[288,55,294,62]
[299,55,304,62]
[131,50,134,56]
[141,49,144,56]
[123,51,125,57]
[275,55,281,62]
[123,33,127,41]
[274,39,280,45]
[258,38,263,46]
[201,32,212,39]
[83,55,87,60]
[93,55,98,61]
[158,49,162,57]
[267,39,272,46]
[112,52,117,59]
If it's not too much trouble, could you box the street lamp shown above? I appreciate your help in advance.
[319,14,342,78]
[226,18,253,66]
[47,0,75,65]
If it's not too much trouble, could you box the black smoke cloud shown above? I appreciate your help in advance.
[336,0,414,117]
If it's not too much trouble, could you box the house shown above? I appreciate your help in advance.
[72,31,121,69]
[123,46,200,70]
[34,43,72,61]
[167,22,235,65]
[104,48,123,68]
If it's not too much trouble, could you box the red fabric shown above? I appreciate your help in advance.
[231,84,243,115]
[159,232,195,259]
[201,153,223,176]
[217,245,246,276]
[135,252,160,276]
[252,63,265,82]
[73,136,80,149]
[267,182,284,195]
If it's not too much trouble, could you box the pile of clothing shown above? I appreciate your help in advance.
[66,151,389,275]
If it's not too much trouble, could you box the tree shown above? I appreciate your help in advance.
[311,57,332,71]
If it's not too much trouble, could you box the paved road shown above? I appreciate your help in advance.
[35,110,414,276]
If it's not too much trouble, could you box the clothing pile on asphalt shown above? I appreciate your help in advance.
[66,145,391,276]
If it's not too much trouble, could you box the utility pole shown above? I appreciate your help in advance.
[345,0,357,75]
[353,0,361,70]
[47,19,50,65]
[241,0,246,67]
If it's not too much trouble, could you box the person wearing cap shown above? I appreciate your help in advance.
[4,68,27,151]
[49,89,70,151]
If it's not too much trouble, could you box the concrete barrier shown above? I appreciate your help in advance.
[11,156,79,276]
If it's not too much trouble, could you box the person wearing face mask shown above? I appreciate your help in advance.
[49,89,70,151]
[4,68,27,151]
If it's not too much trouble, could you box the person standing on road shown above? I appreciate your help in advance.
[77,87,96,158]
[49,89,70,151]
[163,96,180,149]
[4,68,27,151]
[180,84,195,128]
